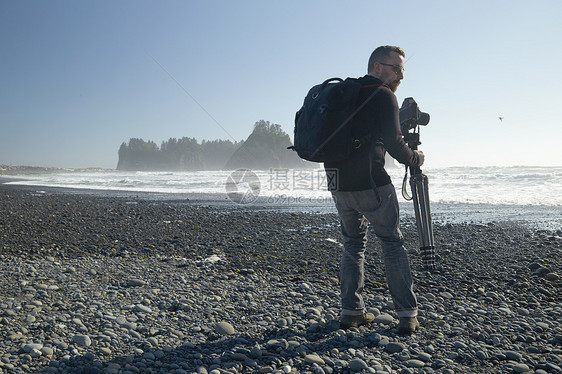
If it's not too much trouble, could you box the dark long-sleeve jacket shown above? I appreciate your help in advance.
[324,75,421,190]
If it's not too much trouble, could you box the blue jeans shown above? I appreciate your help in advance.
[331,183,417,318]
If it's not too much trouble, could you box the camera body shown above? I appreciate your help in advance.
[399,97,430,134]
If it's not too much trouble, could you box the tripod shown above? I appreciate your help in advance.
[402,130,436,271]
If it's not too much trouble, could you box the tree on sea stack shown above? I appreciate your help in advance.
[224,120,311,170]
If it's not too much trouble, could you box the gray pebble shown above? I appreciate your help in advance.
[385,342,405,353]
[348,358,368,372]
[405,359,425,368]
[505,351,522,361]
[23,343,43,353]
[304,354,325,365]
[135,304,152,313]
[512,363,531,373]
[126,279,146,287]
[417,352,432,362]
[374,313,395,325]
[72,334,92,347]
[214,321,235,335]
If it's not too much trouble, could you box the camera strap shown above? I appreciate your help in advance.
[402,166,412,201]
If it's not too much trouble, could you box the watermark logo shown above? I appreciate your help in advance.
[225,168,338,205]
[225,168,261,204]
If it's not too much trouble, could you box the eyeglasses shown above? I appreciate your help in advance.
[379,63,405,74]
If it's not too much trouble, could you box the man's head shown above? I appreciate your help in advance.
[367,46,405,92]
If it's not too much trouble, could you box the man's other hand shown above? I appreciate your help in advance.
[414,150,425,166]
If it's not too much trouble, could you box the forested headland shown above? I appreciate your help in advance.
[116,120,309,171]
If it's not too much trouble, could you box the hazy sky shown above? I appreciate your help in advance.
[1,0,561,169]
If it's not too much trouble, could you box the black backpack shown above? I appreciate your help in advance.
[289,77,384,162]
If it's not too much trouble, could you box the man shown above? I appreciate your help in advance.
[324,46,424,334]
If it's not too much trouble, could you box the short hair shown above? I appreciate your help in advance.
[367,46,405,73]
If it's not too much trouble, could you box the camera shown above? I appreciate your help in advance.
[399,97,430,133]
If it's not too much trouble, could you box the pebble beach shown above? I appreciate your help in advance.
[0,184,561,374]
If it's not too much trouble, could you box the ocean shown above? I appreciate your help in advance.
[3,166,562,230]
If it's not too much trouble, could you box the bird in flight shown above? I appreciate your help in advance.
[498,116,504,122]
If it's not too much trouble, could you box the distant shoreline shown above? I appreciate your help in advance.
[0,165,113,175]
[0,176,28,184]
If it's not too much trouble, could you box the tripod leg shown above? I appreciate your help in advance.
[410,173,436,270]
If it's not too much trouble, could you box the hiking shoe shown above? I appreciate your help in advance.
[340,313,375,329]
[398,317,420,335]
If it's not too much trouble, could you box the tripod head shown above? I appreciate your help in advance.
[403,129,421,150]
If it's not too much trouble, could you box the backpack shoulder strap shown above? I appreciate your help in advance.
[361,83,387,89]
[351,83,389,149]
[355,82,388,111]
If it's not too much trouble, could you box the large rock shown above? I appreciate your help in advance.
[224,120,312,170]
